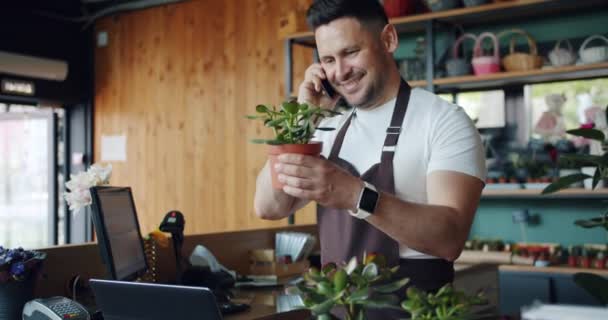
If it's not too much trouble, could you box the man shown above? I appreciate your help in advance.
[254,0,485,306]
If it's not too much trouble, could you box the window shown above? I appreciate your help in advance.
[526,78,608,140]
[456,90,506,129]
[0,103,66,249]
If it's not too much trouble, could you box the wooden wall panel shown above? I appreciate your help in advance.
[94,0,316,235]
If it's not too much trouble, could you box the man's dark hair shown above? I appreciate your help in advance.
[306,0,389,32]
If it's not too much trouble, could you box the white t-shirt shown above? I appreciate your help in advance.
[314,88,487,259]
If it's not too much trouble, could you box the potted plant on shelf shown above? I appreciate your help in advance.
[286,253,410,320]
[246,100,340,189]
[0,247,47,320]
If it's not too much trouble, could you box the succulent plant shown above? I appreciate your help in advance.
[246,100,340,145]
[401,283,487,320]
[286,253,409,320]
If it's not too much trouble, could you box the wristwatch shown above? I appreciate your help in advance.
[349,181,379,219]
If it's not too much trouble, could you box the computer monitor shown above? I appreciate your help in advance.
[90,186,148,281]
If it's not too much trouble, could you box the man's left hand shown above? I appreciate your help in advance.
[274,153,363,210]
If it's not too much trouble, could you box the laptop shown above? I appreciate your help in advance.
[89,279,223,320]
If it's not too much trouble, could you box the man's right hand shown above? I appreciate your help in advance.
[297,63,340,109]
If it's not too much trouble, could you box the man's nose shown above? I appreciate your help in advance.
[335,59,352,82]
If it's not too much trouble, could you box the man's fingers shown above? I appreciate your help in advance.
[278,174,315,189]
[277,154,319,166]
[275,163,313,178]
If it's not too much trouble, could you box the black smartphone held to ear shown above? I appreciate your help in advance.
[321,78,336,99]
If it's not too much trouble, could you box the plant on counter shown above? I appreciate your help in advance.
[246,100,340,145]
[0,247,46,284]
[401,284,488,320]
[286,253,410,320]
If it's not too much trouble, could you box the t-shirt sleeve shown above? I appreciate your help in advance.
[427,103,487,182]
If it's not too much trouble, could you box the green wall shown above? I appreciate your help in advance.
[471,199,608,246]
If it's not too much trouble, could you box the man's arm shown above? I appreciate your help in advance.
[365,170,484,261]
[253,161,310,220]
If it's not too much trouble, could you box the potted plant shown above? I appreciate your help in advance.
[401,283,488,320]
[287,253,410,320]
[0,247,47,319]
[246,101,340,189]
[542,105,608,304]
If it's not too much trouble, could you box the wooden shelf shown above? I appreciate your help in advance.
[500,264,608,276]
[434,62,608,92]
[482,188,608,199]
[284,0,605,43]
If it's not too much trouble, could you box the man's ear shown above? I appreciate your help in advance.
[380,24,398,53]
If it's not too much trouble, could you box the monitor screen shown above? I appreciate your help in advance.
[90,186,148,281]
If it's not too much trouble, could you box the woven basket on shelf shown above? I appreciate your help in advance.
[579,34,608,65]
[446,33,477,77]
[472,32,501,75]
[549,39,576,67]
[463,0,489,7]
[501,29,543,72]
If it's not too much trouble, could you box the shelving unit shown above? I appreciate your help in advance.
[482,188,608,199]
[500,264,608,276]
[282,0,608,209]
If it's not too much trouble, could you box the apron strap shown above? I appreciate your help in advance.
[381,80,412,162]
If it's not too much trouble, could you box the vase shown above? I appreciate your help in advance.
[0,277,35,320]
[268,142,323,190]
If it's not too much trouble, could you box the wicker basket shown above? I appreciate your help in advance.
[472,32,501,75]
[424,0,460,12]
[548,39,576,67]
[579,34,608,65]
[501,29,543,72]
[463,0,489,7]
[446,33,477,77]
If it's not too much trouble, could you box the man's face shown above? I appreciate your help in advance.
[315,17,391,109]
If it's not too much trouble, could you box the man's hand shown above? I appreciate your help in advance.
[274,153,363,210]
[298,63,340,109]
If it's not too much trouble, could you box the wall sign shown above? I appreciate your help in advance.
[1,78,35,96]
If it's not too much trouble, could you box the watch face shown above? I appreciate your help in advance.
[360,187,379,214]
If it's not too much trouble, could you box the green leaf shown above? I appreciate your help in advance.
[574,217,608,229]
[359,294,401,309]
[245,115,262,119]
[371,277,410,293]
[249,139,272,144]
[355,309,366,320]
[561,154,607,166]
[346,287,370,303]
[256,104,270,113]
[566,128,605,142]
[541,173,591,194]
[316,314,333,320]
[345,257,358,275]
[310,299,335,316]
[593,167,602,189]
[299,103,309,111]
[362,263,378,279]
[282,101,299,114]
[573,272,608,304]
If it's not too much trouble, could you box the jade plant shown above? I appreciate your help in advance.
[246,100,340,145]
[287,253,410,320]
[401,284,488,320]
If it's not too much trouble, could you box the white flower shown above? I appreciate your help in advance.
[64,163,112,212]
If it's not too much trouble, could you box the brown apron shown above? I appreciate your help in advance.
[317,80,454,319]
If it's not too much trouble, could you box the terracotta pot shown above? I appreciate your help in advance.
[268,142,323,190]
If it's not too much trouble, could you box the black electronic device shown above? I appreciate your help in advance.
[89,186,148,281]
[160,210,185,283]
[89,279,225,320]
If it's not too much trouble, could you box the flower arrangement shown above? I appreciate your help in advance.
[287,253,410,320]
[64,164,112,211]
[0,247,46,284]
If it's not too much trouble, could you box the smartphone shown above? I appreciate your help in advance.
[320,78,336,99]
